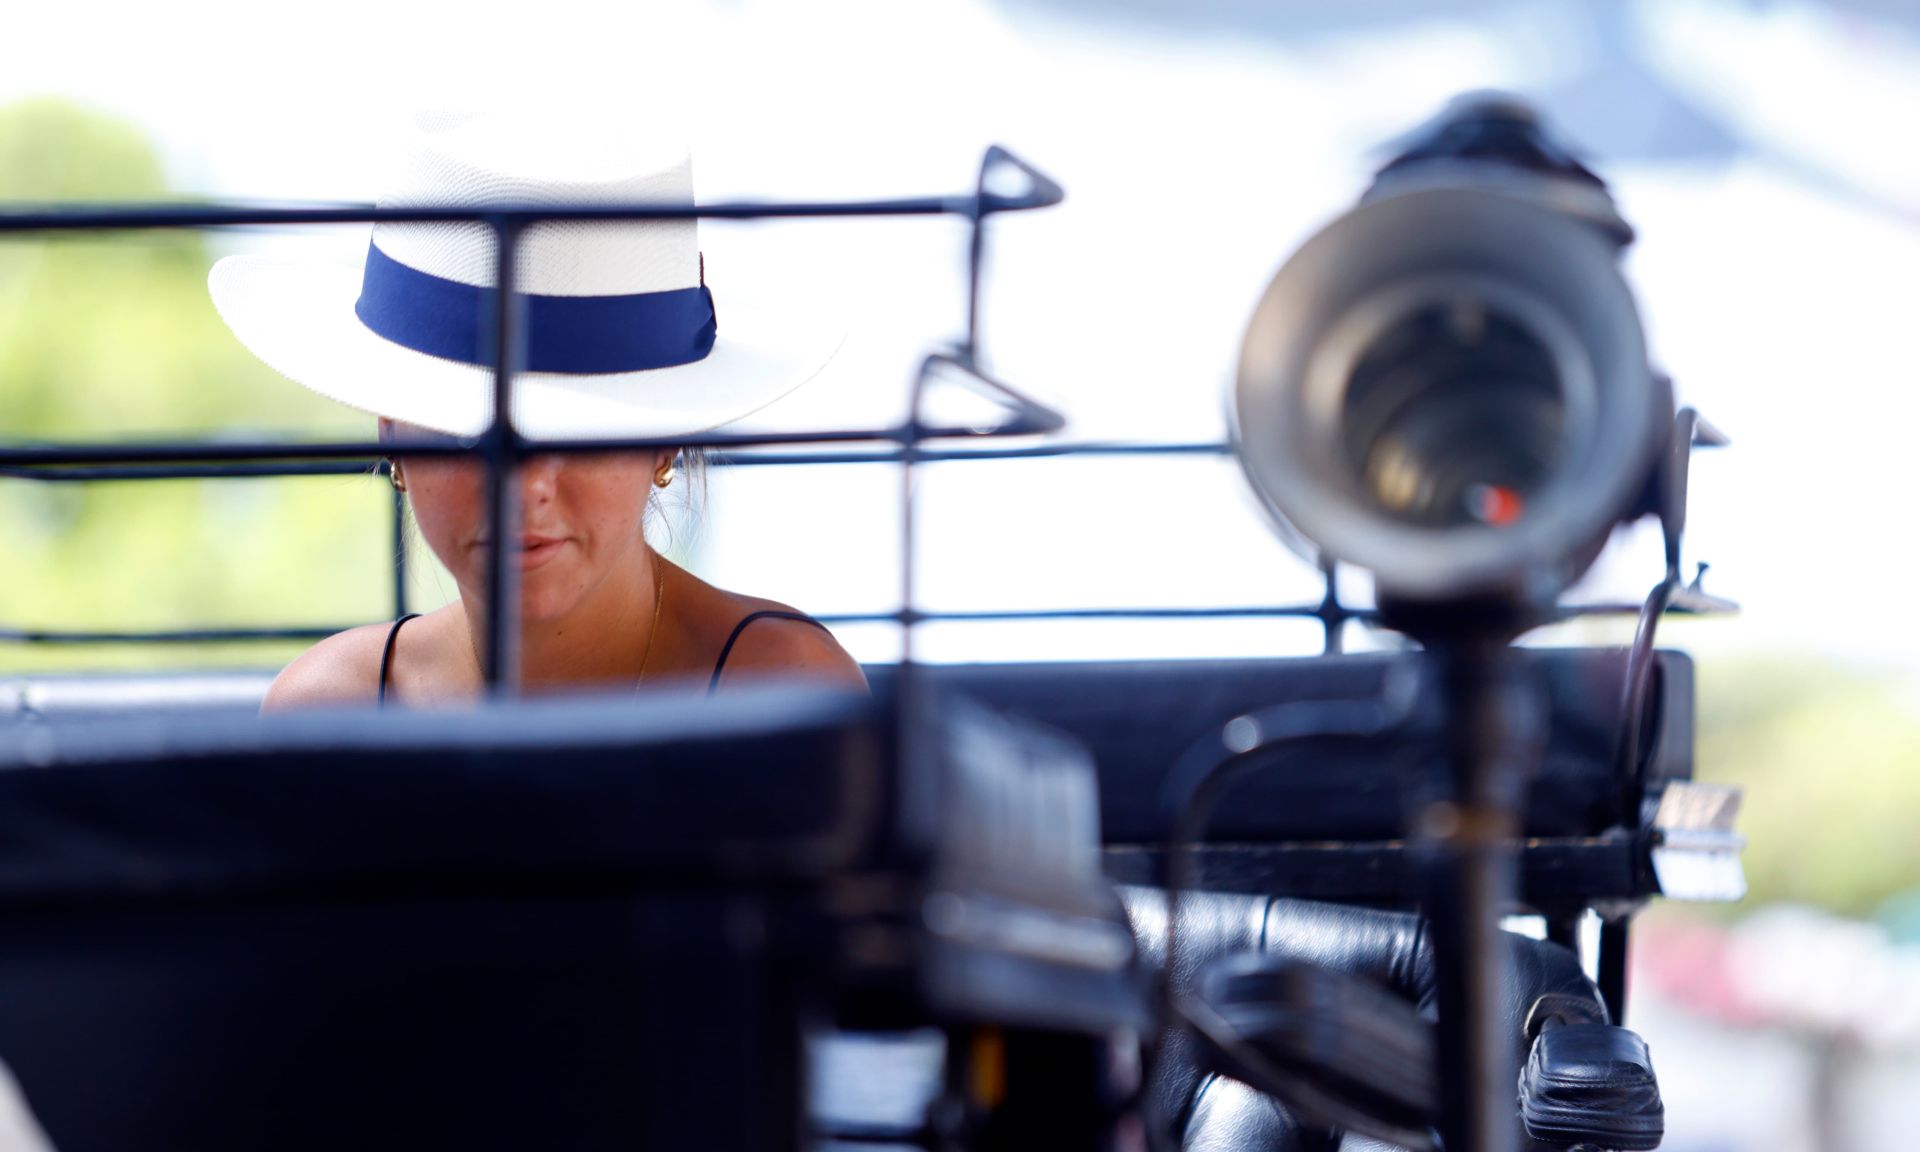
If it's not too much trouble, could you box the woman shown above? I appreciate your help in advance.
[209,111,866,708]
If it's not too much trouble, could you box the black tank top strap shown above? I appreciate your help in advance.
[377,613,421,707]
[707,610,831,694]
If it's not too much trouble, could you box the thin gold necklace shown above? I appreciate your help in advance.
[634,548,666,692]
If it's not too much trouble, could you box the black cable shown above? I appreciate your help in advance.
[1614,577,1675,792]
[1142,676,1418,1152]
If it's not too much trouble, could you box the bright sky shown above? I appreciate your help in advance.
[5,0,1918,668]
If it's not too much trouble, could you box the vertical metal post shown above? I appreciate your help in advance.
[899,430,921,671]
[389,475,410,619]
[1418,642,1538,1152]
[963,161,990,364]
[1318,561,1344,655]
[1597,917,1631,1024]
[481,216,525,695]
[1544,911,1583,959]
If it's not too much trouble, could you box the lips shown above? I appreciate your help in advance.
[473,534,569,572]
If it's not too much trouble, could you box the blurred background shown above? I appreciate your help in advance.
[2,1,1917,1148]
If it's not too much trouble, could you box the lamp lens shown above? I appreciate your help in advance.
[1340,302,1565,528]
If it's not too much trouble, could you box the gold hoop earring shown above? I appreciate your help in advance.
[387,459,407,493]
[654,462,676,489]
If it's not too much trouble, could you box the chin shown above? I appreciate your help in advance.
[515,586,585,624]
[460,569,585,625]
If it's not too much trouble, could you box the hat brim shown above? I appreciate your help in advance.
[209,254,844,441]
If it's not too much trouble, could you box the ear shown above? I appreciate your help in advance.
[650,449,680,487]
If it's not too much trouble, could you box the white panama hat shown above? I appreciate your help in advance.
[210,110,842,441]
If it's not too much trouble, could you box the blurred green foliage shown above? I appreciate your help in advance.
[1694,654,1920,920]
[0,98,449,673]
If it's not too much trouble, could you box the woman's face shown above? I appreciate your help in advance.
[384,419,667,622]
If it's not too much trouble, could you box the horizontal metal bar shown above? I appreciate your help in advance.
[0,606,1354,645]
[714,439,1232,467]
[826,605,1360,625]
[0,626,340,645]
[1557,599,1733,618]
[0,439,473,468]
[1,597,1733,647]
[1102,837,1648,906]
[0,188,1061,235]
[0,418,1057,470]
[0,441,1235,482]
[0,460,377,482]
[843,603,1726,626]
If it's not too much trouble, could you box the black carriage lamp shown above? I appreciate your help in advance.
[1233,91,1669,639]
[1224,94,1678,1152]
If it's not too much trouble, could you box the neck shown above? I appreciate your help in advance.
[459,546,665,694]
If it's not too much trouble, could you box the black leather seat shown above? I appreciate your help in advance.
[0,667,1662,1150]
[1121,887,1609,1151]
[0,690,884,1152]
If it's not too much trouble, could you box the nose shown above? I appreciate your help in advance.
[520,454,562,506]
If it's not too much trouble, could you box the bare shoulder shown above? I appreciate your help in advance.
[710,594,868,693]
[258,622,397,713]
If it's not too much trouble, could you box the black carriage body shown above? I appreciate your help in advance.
[0,691,871,1152]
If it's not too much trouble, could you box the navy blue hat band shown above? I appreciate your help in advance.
[353,243,717,374]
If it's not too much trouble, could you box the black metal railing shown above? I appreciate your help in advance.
[0,144,1728,680]
[0,146,1054,683]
